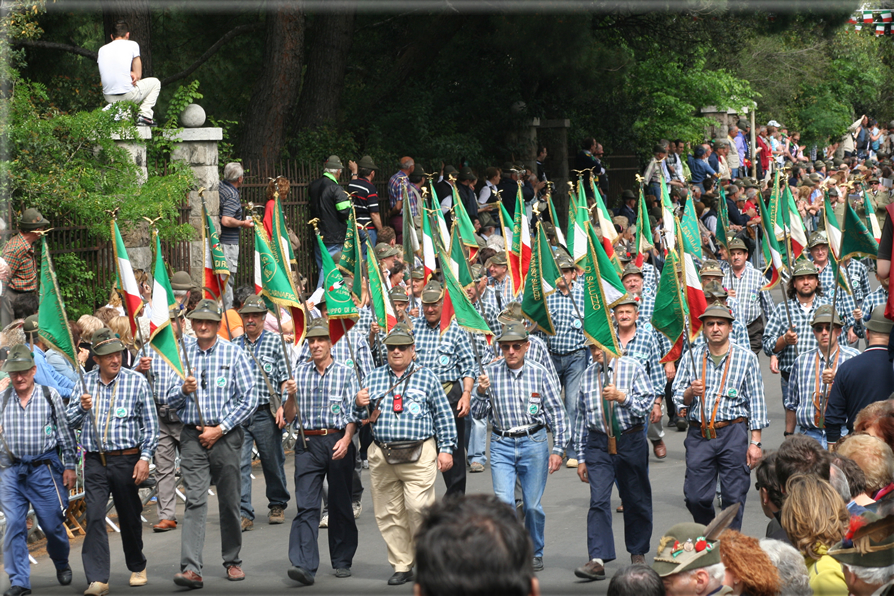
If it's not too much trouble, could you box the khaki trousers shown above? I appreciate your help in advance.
[368,438,437,572]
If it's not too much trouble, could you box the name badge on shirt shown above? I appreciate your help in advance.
[330,403,342,415]
[115,407,127,418]
[528,393,542,416]
[727,388,738,398]
[408,401,422,416]
[263,362,273,373]
[45,424,53,436]
[217,376,227,388]
[572,319,583,329]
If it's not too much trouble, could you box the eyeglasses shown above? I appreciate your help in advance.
[387,345,411,352]
[499,343,526,352]
[201,370,207,391]
[704,321,728,328]
[812,324,838,333]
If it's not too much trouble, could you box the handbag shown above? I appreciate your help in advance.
[377,440,425,465]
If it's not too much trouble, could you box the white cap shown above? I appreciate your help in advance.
[767,120,781,127]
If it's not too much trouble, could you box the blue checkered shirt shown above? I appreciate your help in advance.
[785,345,860,430]
[722,263,775,325]
[616,321,668,392]
[472,359,567,455]
[692,317,751,351]
[293,360,360,429]
[357,363,457,453]
[544,282,586,354]
[843,259,871,304]
[473,288,501,333]
[763,296,852,374]
[817,264,856,332]
[573,357,657,461]
[642,262,659,292]
[672,343,768,430]
[133,336,196,405]
[490,335,559,386]
[237,331,289,406]
[488,277,519,310]
[166,337,256,433]
[68,368,159,459]
[292,333,375,382]
[410,318,477,383]
[861,286,888,326]
[1,384,78,469]
[637,289,656,322]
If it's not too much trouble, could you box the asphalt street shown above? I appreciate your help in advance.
[9,286,804,595]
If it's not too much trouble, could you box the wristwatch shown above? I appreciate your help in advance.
[750,441,762,448]
[783,431,794,437]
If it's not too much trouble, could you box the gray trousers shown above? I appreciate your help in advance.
[155,413,183,521]
[180,425,244,575]
[221,243,239,310]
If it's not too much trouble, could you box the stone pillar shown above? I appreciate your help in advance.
[167,128,223,286]
[111,127,151,184]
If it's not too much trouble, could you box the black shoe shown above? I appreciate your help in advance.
[4,587,31,596]
[136,115,157,127]
[675,417,688,431]
[387,570,414,585]
[532,556,544,572]
[56,564,73,585]
[288,566,314,586]
[334,568,352,578]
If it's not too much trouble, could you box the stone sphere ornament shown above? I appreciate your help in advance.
[179,104,206,128]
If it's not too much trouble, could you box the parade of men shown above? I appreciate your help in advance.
[15,7,894,589]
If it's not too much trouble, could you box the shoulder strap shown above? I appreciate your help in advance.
[244,340,282,411]
[41,384,59,429]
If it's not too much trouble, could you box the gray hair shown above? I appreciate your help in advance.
[173,289,187,298]
[829,463,851,504]
[324,168,342,176]
[759,538,812,596]
[223,162,244,182]
[746,188,758,200]
[400,157,414,170]
[677,562,725,585]
[843,562,894,587]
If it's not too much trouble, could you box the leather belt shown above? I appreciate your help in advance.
[493,424,544,438]
[304,428,343,436]
[709,417,747,431]
[590,424,643,436]
[255,403,272,413]
[92,448,140,456]
[549,348,585,357]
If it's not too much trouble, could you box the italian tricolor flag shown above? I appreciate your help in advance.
[635,186,654,267]
[149,232,185,378]
[650,249,688,363]
[591,178,618,262]
[452,185,480,262]
[509,183,531,297]
[679,201,707,339]
[111,220,144,335]
[659,174,677,254]
[439,244,493,341]
[201,203,229,301]
[568,178,588,264]
[758,189,784,291]
[366,237,397,333]
[781,183,807,259]
[422,195,438,284]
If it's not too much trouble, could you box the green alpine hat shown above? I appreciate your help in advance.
[698,300,735,322]
[470,264,484,280]
[828,512,894,568]
[497,302,524,325]
[498,323,529,343]
[621,189,637,201]
[478,212,496,229]
[91,327,126,356]
[702,280,728,300]
[700,260,724,278]
[305,317,331,339]
[18,208,50,231]
[486,252,508,267]
[188,299,223,321]
[621,263,643,279]
[458,166,477,181]
[421,281,443,303]
[238,294,268,315]
[828,187,840,198]
[814,160,825,169]
[1,344,35,373]
[728,237,748,252]
[170,271,195,291]
[618,250,634,263]
[865,305,894,334]
[556,252,575,270]
[375,243,399,260]
[807,231,829,249]
[411,267,425,280]
[383,323,414,346]
[23,314,38,336]
[812,304,843,327]
[792,259,819,277]
[169,304,184,320]
[408,164,428,182]
[357,155,378,171]
[612,294,639,309]
[652,522,721,577]
[389,286,409,302]
[323,155,344,170]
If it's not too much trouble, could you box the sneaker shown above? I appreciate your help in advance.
[532,556,544,572]
[130,569,148,586]
[241,517,253,532]
[319,514,329,528]
[83,582,109,596]
[268,506,285,524]
[574,559,606,580]
[136,115,157,127]
[470,462,485,473]
[352,501,362,519]
[566,458,579,468]
[334,567,352,578]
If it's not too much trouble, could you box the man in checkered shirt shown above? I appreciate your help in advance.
[353,323,456,586]
[673,302,768,531]
[283,318,360,586]
[722,237,775,353]
[808,231,858,343]
[783,305,859,450]
[235,295,293,531]
[0,345,78,595]
[620,262,657,322]
[474,323,566,573]
[856,273,888,337]
[572,338,657,581]
[0,208,49,328]
[485,251,518,310]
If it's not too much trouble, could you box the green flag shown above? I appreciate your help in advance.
[840,199,879,260]
[582,224,621,357]
[338,207,364,301]
[254,220,302,310]
[680,194,702,259]
[439,246,494,339]
[521,222,561,335]
[148,232,185,378]
[37,237,77,366]
[402,184,420,265]
[452,184,479,255]
[716,183,730,253]
[586,221,626,306]
[634,185,654,267]
[366,237,398,332]
[315,229,358,344]
[650,249,687,363]
[448,223,475,288]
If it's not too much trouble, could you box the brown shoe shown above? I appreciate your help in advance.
[241,517,253,532]
[616,504,624,513]
[226,565,245,581]
[153,519,177,532]
[268,506,285,524]
[652,439,667,459]
[631,554,645,564]
[574,559,606,581]
[173,571,203,589]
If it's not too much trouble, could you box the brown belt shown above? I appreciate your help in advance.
[93,448,140,456]
[303,428,343,436]
[709,417,747,431]
[622,424,644,435]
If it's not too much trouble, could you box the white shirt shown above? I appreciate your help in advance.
[97,39,140,95]
[479,181,498,205]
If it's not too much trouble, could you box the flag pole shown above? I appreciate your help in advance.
[818,208,848,426]
[175,290,205,432]
[532,206,586,322]
[273,304,306,449]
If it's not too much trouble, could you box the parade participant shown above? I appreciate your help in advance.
[134,305,189,533]
[651,520,730,596]
[763,260,850,404]
[620,263,656,321]
[409,268,424,317]
[611,295,668,459]
[466,264,500,333]
[410,281,476,496]
[673,302,767,530]
[783,305,859,449]
[692,281,750,350]
[235,295,293,531]
[67,328,158,594]
[826,306,894,446]
[169,299,255,588]
[389,285,411,323]
[859,272,888,327]
[493,303,559,382]
[1,208,49,328]
[806,231,858,343]
[485,252,516,309]
[573,337,656,580]
[283,318,359,585]
[354,323,457,586]
[722,237,774,354]
[0,345,78,596]
[475,323,567,573]
[545,252,587,467]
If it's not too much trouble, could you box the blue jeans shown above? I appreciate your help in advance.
[490,428,550,557]
[240,407,290,520]
[550,349,588,453]
[315,242,344,288]
[798,426,828,450]
[466,417,487,465]
[1,454,70,589]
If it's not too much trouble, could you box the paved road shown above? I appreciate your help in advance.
[9,308,796,595]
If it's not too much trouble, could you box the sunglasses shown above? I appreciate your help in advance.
[201,370,207,391]
[387,345,411,352]
[812,324,837,332]
[499,343,527,352]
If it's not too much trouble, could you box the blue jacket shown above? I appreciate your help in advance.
[688,155,718,184]
[33,345,75,399]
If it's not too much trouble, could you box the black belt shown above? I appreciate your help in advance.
[255,403,272,413]
[10,458,52,468]
[550,348,585,357]
[590,424,643,436]
[493,424,544,438]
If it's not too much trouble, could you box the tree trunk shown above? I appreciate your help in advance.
[240,5,305,164]
[102,0,153,77]
[293,6,355,133]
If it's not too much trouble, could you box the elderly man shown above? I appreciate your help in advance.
[218,162,251,310]
[0,345,78,596]
[652,521,729,596]
[67,328,158,595]
[723,237,774,353]
[354,323,457,586]
[806,231,858,343]
[829,512,894,596]
[1,208,49,328]
[486,251,516,309]
[387,156,414,241]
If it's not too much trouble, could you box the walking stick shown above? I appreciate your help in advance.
[177,291,205,432]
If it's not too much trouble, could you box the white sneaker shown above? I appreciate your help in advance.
[84,582,110,596]
[130,569,148,586]
[352,501,362,519]
[319,514,329,528]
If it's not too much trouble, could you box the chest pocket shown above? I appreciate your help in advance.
[435,344,457,372]
[405,389,428,418]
